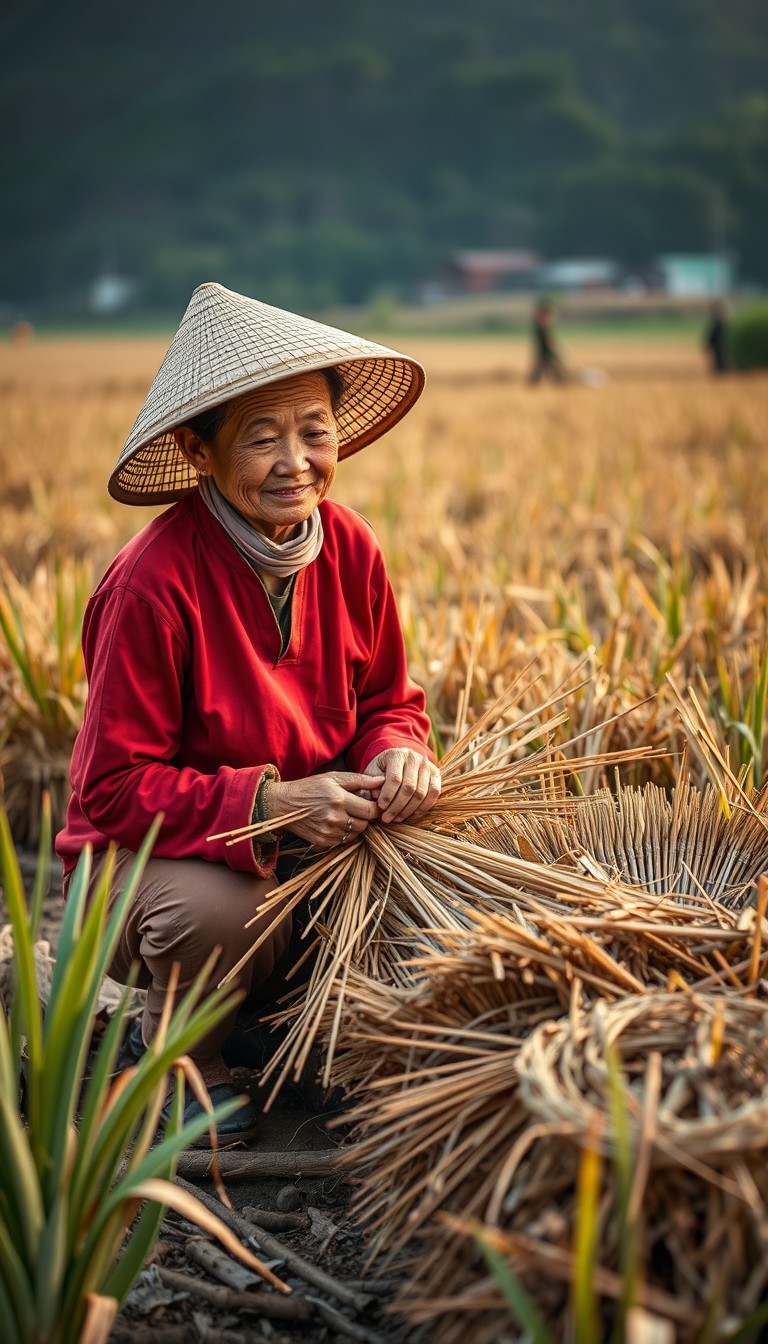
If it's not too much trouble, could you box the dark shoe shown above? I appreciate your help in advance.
[124,1016,147,1061]
[162,1082,260,1147]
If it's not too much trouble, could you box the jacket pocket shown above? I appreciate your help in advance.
[316,703,355,723]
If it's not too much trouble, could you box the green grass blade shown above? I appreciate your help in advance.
[44,844,96,1024]
[29,792,52,943]
[71,979,139,1156]
[473,1221,554,1344]
[68,972,238,1231]
[78,983,240,1197]
[62,1088,240,1326]
[0,1213,37,1342]
[39,827,162,1200]
[66,978,139,1246]
[0,1272,23,1344]
[0,1018,45,1263]
[54,553,66,682]
[33,1187,69,1336]
[0,592,43,713]
[0,812,44,1117]
[102,1077,185,1306]
[37,903,116,1189]
[751,646,768,784]
[100,1199,167,1306]
[572,1130,602,1344]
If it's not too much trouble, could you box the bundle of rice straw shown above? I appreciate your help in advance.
[319,748,768,1340]
[333,976,768,1341]
[211,665,768,1339]
[454,992,768,1342]
[477,766,768,906]
[213,667,662,1104]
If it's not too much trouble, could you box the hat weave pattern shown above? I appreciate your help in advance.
[109,284,425,504]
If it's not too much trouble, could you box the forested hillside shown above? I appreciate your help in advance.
[2,0,767,311]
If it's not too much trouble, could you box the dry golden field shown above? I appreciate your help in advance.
[2,330,768,840]
[4,332,768,1341]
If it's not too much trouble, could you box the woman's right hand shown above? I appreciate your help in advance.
[264,772,385,849]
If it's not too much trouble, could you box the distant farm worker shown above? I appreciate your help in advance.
[528,298,567,385]
[703,299,729,375]
[56,283,440,1142]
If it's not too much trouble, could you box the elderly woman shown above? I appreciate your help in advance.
[56,283,440,1141]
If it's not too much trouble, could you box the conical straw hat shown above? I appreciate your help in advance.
[109,282,426,504]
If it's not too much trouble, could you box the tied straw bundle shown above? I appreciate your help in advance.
[329,833,768,1252]
[444,992,768,1344]
[208,662,662,1105]
[327,887,768,1339]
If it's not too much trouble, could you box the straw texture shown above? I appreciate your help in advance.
[109,282,425,504]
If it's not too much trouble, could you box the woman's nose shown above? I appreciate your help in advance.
[274,434,309,473]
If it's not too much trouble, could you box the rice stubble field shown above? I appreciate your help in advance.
[2,330,768,1340]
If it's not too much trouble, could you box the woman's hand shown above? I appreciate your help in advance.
[265,772,384,849]
[363,749,441,824]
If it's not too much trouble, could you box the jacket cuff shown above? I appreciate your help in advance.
[251,765,281,870]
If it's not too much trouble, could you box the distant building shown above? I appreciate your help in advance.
[89,272,136,315]
[536,258,620,291]
[652,255,732,297]
[442,250,541,295]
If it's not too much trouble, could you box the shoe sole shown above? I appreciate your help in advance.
[191,1124,261,1149]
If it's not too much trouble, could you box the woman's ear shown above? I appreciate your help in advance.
[174,425,212,475]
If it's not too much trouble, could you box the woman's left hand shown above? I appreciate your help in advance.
[363,748,441,824]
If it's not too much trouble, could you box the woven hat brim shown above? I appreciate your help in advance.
[109,354,424,505]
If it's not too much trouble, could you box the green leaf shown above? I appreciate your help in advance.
[0,1034,44,1268]
[33,1187,69,1335]
[0,1271,23,1344]
[0,812,44,1136]
[65,977,139,1248]
[572,1133,602,1344]
[44,843,97,1025]
[0,1213,36,1341]
[29,792,52,943]
[100,1198,167,1306]
[40,829,161,1196]
[473,1222,554,1344]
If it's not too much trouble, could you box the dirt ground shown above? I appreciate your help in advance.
[113,1082,410,1344]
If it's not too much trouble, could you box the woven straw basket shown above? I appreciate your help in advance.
[109,282,425,505]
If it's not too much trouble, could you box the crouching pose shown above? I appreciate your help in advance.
[57,283,440,1140]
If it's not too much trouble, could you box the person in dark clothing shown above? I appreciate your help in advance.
[704,300,729,375]
[528,299,567,384]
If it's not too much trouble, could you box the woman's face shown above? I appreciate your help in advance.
[176,371,339,542]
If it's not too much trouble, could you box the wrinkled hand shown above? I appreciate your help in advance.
[363,748,441,824]
[265,771,384,850]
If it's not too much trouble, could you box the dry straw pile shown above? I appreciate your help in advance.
[213,681,768,1341]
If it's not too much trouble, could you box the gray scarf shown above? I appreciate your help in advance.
[197,475,324,578]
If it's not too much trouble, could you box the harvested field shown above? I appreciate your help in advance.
[2,330,768,1340]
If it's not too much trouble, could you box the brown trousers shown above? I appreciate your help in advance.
[77,849,293,1085]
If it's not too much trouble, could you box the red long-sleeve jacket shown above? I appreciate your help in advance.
[56,493,433,877]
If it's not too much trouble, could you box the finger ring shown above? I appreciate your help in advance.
[345,818,353,833]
